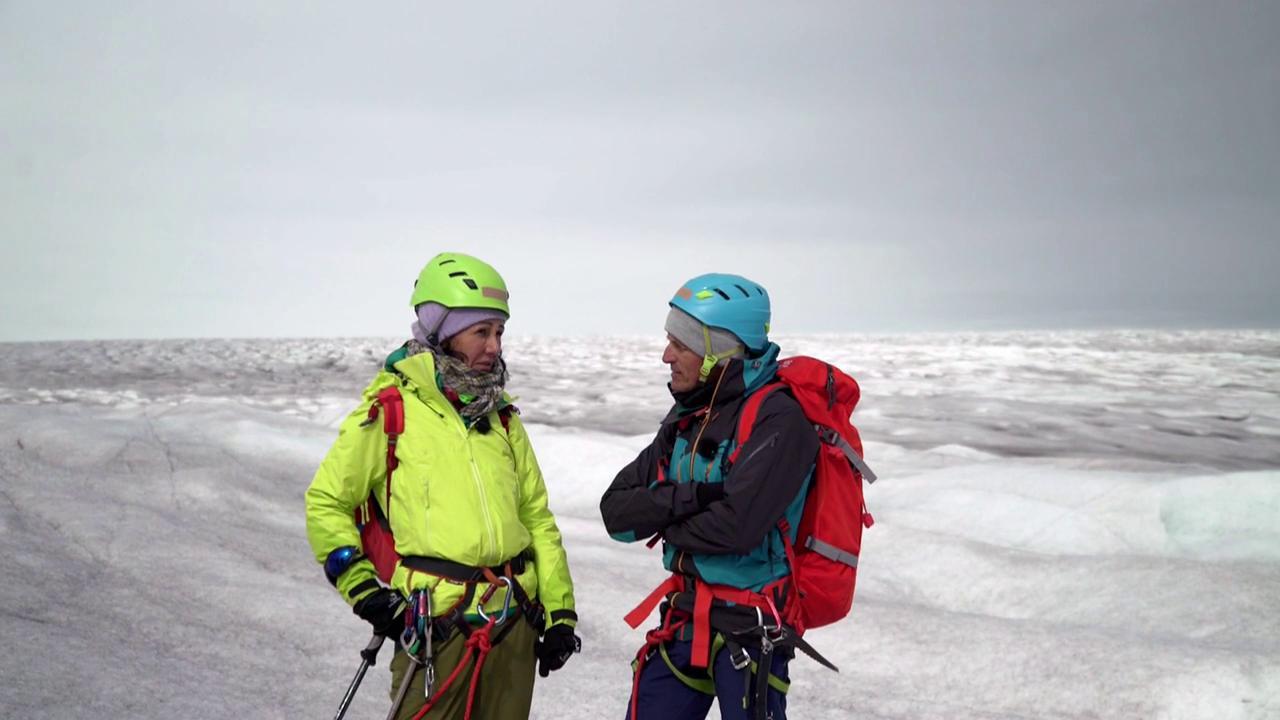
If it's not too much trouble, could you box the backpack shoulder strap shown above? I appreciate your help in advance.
[375,386,405,435]
[359,385,406,524]
[726,381,787,466]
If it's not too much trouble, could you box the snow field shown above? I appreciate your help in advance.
[0,331,1276,718]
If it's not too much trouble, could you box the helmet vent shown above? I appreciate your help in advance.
[713,288,731,300]
[448,271,467,278]
[733,284,750,298]
[439,259,456,265]
[463,279,479,290]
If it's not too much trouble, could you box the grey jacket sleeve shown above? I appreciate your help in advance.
[599,425,705,542]
[662,394,819,555]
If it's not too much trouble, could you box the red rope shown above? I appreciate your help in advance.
[463,624,495,719]
[408,620,497,720]
[628,611,686,720]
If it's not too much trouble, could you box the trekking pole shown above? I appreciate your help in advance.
[333,633,386,720]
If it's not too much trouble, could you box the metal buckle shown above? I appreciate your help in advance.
[730,645,751,670]
[760,634,775,655]
[814,424,838,445]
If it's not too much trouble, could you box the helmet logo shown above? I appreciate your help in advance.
[675,287,693,300]
[483,287,509,301]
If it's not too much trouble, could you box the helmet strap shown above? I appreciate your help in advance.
[697,324,743,383]
[424,309,449,348]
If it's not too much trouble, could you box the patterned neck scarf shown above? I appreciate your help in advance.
[406,339,508,422]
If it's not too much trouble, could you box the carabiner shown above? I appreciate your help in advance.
[400,589,432,658]
[754,605,786,644]
[476,576,514,625]
[400,625,420,657]
[415,589,431,639]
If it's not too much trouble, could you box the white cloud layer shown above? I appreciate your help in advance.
[2,2,1277,341]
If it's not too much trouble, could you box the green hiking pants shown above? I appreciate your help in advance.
[388,619,537,720]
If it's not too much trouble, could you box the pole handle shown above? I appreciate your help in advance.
[361,633,387,665]
[333,634,388,720]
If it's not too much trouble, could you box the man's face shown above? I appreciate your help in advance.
[662,334,704,392]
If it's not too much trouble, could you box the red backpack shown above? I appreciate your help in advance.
[728,356,877,634]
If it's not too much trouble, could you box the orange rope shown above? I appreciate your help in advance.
[687,365,728,480]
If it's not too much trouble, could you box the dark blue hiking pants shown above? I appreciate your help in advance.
[626,637,791,720]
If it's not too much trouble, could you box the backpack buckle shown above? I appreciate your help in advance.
[814,424,838,445]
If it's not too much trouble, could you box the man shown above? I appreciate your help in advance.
[600,273,819,720]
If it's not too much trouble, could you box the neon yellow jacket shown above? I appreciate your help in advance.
[305,348,576,629]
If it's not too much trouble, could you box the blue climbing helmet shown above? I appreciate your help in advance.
[669,273,772,353]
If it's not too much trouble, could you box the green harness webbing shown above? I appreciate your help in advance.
[631,632,791,697]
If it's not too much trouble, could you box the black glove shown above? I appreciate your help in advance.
[695,482,725,508]
[352,588,405,638]
[535,623,581,677]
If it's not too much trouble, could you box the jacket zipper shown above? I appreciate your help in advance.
[458,422,498,558]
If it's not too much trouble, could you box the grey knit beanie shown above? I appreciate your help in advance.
[664,306,743,362]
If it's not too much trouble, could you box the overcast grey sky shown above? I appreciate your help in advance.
[2,1,1277,341]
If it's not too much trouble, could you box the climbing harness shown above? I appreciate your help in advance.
[384,553,542,720]
[625,573,836,720]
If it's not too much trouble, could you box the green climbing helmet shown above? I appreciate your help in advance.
[409,252,510,315]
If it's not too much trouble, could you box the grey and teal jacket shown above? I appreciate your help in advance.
[600,343,819,592]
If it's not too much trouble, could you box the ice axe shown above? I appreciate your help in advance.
[333,633,386,720]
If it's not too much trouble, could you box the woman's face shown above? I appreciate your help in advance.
[446,319,505,372]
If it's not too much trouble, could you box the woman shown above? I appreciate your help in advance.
[306,252,579,720]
